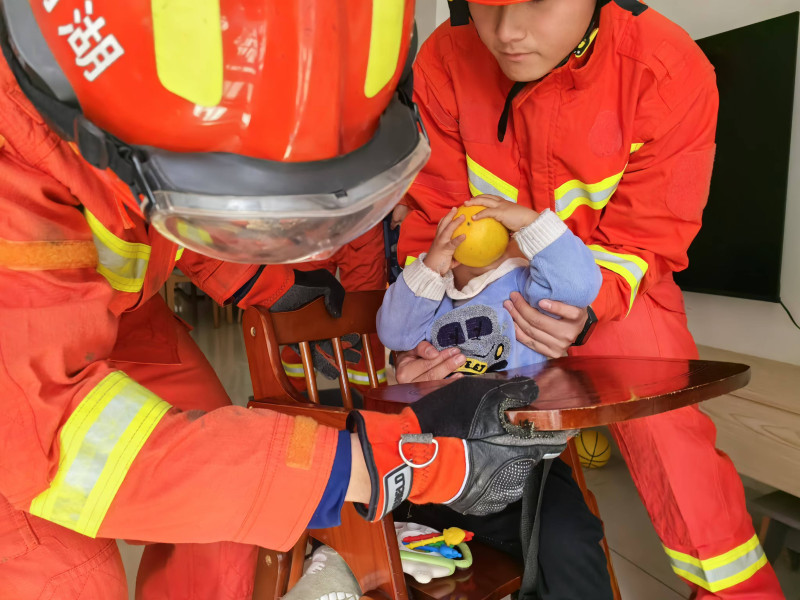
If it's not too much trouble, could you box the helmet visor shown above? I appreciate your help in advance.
[148,134,429,264]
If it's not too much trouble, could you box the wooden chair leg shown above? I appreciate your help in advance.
[213,303,221,328]
[252,548,291,600]
[165,281,176,313]
[310,504,409,600]
[287,531,310,590]
[189,283,198,322]
[564,439,621,600]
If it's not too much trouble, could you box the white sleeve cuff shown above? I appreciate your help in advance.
[513,209,568,259]
[402,255,449,301]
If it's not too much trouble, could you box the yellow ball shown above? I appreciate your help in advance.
[576,430,611,469]
[451,205,510,268]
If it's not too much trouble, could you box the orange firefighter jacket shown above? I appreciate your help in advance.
[0,55,337,551]
[399,3,718,324]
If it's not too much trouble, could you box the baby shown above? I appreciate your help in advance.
[377,196,602,374]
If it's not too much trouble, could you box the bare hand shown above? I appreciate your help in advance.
[391,204,410,229]
[465,195,539,233]
[503,292,588,358]
[394,341,466,383]
[422,208,466,275]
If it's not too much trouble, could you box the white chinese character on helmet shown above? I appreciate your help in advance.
[56,0,124,81]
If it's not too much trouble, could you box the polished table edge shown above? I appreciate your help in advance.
[365,356,751,431]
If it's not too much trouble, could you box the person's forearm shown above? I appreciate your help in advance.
[346,433,371,504]
[377,271,443,351]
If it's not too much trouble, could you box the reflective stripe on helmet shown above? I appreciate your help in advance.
[151,0,223,106]
[29,371,171,537]
[365,0,405,98]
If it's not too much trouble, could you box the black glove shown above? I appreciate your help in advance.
[288,334,362,381]
[269,269,345,318]
[347,377,568,520]
[409,377,568,516]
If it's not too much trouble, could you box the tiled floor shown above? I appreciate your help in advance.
[118,295,800,599]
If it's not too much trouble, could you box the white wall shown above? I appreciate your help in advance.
[414,0,800,365]
[647,0,800,365]
[414,0,449,43]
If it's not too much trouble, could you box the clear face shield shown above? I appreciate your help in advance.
[132,99,429,264]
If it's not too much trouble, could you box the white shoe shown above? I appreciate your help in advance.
[282,546,362,600]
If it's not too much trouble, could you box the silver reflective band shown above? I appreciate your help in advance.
[589,248,646,284]
[466,155,518,203]
[555,181,618,214]
[148,135,430,264]
[85,210,150,293]
[664,535,768,592]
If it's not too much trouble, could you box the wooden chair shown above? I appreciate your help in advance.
[163,269,199,322]
[243,290,620,600]
[212,301,234,328]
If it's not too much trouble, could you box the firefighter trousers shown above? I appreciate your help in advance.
[571,280,784,598]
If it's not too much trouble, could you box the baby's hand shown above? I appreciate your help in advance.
[423,208,466,275]
[464,195,539,232]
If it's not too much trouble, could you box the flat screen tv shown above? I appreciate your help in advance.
[673,12,798,302]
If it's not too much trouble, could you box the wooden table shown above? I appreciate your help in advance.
[363,356,750,600]
[365,356,751,431]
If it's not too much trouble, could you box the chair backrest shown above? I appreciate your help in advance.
[244,289,386,412]
[243,290,412,599]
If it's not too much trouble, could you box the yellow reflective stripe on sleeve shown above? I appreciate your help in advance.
[554,169,625,220]
[283,362,388,385]
[466,155,519,203]
[29,371,171,537]
[405,256,418,267]
[588,245,648,313]
[364,0,404,98]
[630,142,644,154]
[664,535,769,593]
[84,210,150,293]
[346,368,388,385]
[152,0,223,106]
[281,360,306,379]
[175,247,185,262]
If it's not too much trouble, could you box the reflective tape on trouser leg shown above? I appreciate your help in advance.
[664,535,769,593]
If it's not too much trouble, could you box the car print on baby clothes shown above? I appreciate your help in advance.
[431,305,511,374]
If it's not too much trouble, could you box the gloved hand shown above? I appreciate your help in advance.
[347,377,568,521]
[287,333,362,381]
[269,269,345,318]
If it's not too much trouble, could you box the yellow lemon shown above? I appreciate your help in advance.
[451,205,509,268]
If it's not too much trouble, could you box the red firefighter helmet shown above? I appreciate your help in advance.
[1,0,428,263]
[447,0,646,26]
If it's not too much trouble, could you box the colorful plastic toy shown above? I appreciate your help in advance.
[395,522,474,584]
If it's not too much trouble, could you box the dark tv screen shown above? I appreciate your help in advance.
[673,12,798,302]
